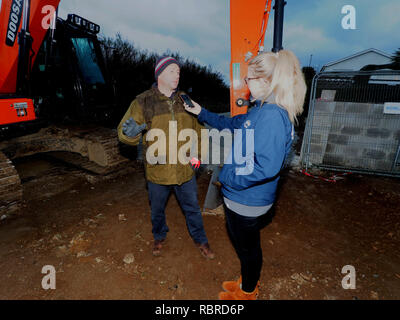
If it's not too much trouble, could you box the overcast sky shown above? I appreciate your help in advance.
[58,0,400,83]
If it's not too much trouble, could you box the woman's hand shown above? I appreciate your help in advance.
[183,99,202,116]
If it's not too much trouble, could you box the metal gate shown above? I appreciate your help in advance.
[300,70,400,177]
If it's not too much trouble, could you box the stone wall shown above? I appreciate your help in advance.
[303,99,400,173]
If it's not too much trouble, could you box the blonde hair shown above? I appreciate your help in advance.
[248,50,307,124]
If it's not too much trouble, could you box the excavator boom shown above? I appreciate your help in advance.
[230,0,273,117]
[0,0,61,94]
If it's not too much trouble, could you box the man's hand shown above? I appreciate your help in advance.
[122,117,146,137]
[183,99,202,116]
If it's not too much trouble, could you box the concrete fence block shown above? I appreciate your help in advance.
[314,101,336,113]
[362,148,386,160]
[376,160,393,171]
[330,121,345,133]
[322,153,345,166]
[329,144,361,159]
[345,103,372,114]
[310,144,323,154]
[394,130,400,141]
[371,104,385,115]
[357,158,374,170]
[380,118,400,132]
[325,143,336,154]
[387,152,398,163]
[334,102,346,113]
[331,114,380,129]
[320,90,336,101]
[344,146,362,158]
[366,128,391,139]
[347,135,395,151]
[310,134,322,144]
[341,127,362,135]
[327,133,349,145]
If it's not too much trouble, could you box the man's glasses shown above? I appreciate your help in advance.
[244,76,260,84]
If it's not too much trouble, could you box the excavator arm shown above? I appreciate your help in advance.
[230,0,273,117]
[0,0,61,94]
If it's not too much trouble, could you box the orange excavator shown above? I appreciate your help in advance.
[204,0,285,211]
[0,0,129,216]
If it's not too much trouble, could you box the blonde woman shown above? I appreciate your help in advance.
[184,50,306,300]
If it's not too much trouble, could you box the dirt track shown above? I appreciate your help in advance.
[0,155,399,300]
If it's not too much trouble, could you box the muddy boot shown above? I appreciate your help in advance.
[195,242,215,260]
[218,283,259,300]
[222,276,242,292]
[152,239,165,256]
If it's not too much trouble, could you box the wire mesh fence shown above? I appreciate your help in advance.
[300,70,400,177]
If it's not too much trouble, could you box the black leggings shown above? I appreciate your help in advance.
[224,203,272,292]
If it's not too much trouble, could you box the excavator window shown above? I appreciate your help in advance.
[71,37,105,85]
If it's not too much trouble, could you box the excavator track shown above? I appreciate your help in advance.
[0,151,23,217]
[0,125,130,168]
[0,125,132,216]
[42,126,130,174]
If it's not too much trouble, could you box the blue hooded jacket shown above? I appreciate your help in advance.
[198,101,293,206]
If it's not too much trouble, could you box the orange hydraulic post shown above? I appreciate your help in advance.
[0,0,61,94]
[229,0,272,117]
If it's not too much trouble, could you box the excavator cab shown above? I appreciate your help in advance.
[0,2,127,217]
[0,0,116,132]
[31,14,115,123]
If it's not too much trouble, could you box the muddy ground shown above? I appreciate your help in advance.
[0,154,399,300]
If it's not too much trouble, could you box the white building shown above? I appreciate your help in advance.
[321,48,393,72]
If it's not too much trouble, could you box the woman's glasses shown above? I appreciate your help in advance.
[244,76,260,84]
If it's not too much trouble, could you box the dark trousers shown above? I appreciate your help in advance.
[147,176,208,245]
[224,203,272,292]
